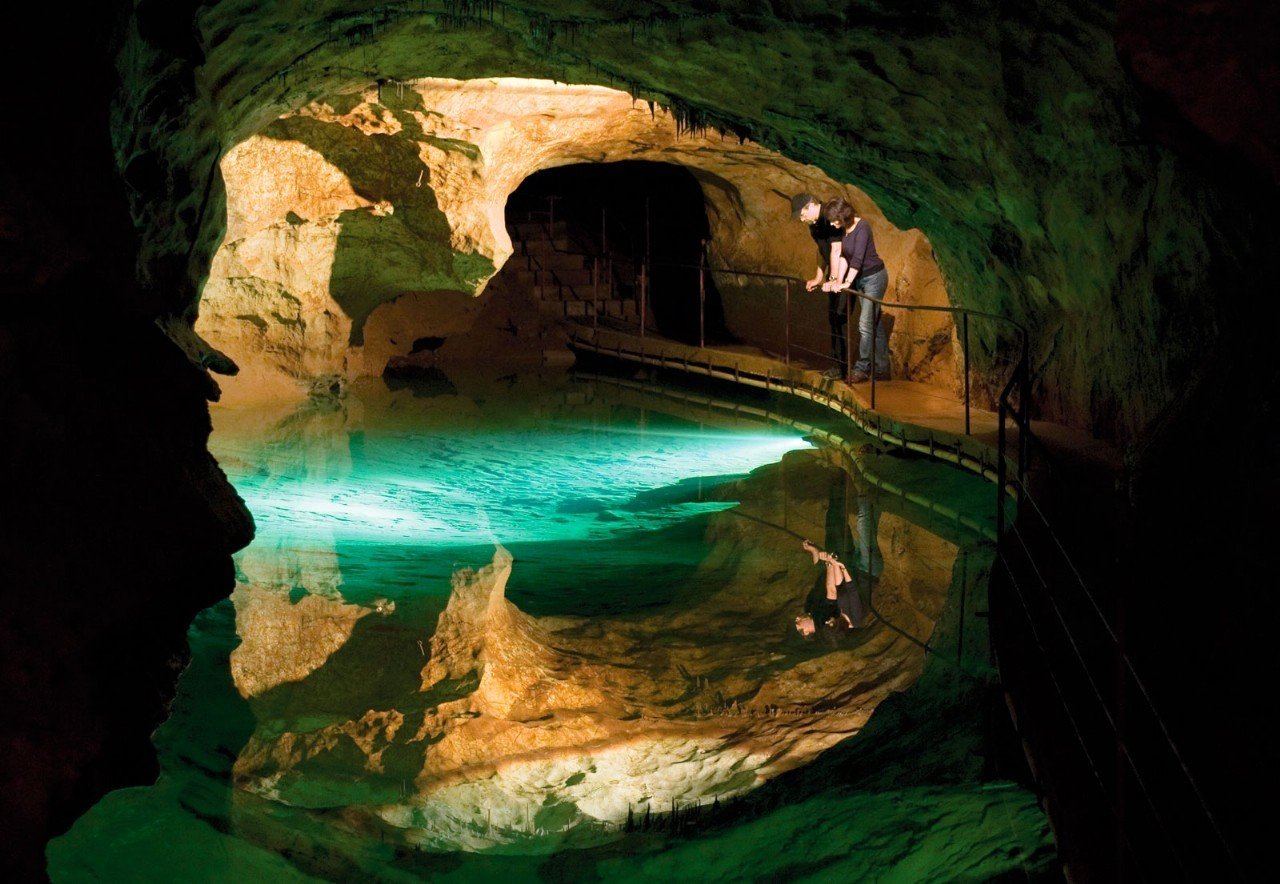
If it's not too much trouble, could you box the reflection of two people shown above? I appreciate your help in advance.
[794,491,882,642]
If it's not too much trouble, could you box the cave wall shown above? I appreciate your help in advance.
[0,2,255,878]
[196,78,952,403]
[112,0,1269,444]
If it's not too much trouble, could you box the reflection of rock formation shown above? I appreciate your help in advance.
[218,398,390,698]
[197,79,950,404]
[230,453,957,852]
[231,585,371,699]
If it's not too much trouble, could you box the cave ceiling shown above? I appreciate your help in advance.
[117,0,1264,439]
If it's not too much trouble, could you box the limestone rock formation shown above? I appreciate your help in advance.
[231,586,373,700]
[106,1,1273,443]
[197,78,952,404]
[6,0,1276,877]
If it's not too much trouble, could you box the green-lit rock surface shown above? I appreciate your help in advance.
[117,1,1268,440]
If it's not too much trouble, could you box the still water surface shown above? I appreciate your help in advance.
[47,369,1053,881]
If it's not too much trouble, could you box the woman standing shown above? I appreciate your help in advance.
[821,198,891,382]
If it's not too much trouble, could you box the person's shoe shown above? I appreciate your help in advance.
[821,367,842,380]
[849,370,870,383]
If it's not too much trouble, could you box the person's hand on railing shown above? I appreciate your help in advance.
[805,271,824,292]
[820,279,849,292]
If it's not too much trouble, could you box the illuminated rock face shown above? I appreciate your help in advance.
[229,450,955,851]
[113,1,1268,440]
[197,78,952,403]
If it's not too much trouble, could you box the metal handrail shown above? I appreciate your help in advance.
[527,208,1232,867]
[645,259,1031,489]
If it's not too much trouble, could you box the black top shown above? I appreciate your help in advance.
[840,221,885,277]
[807,571,866,628]
[836,581,866,627]
[809,218,843,271]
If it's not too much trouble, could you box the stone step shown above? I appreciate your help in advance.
[518,238,572,254]
[533,284,626,301]
[517,269,618,292]
[561,300,638,319]
[522,252,588,271]
[545,268,596,286]
[510,259,597,282]
[512,218,568,236]
[514,267,598,286]
[604,300,638,319]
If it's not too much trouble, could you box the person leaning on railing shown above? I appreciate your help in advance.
[822,197,893,383]
[790,193,848,380]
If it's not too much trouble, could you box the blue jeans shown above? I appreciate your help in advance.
[853,268,890,376]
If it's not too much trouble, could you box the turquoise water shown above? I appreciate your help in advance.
[48,369,1053,881]
[213,372,808,616]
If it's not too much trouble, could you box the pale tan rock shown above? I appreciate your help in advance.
[197,79,950,405]
[230,585,369,699]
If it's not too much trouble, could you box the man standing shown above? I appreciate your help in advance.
[821,197,891,383]
[791,193,847,380]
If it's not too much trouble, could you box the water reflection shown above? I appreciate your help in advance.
[49,369,1049,880]
[214,372,963,853]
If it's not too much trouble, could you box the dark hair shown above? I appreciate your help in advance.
[796,611,852,647]
[823,197,858,229]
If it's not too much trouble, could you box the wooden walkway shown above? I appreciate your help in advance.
[567,323,1121,491]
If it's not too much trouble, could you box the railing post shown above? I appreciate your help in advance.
[645,196,651,269]
[639,261,647,339]
[963,313,971,435]
[997,396,1007,536]
[1019,343,1031,489]
[845,294,854,384]
[784,279,791,367]
[869,296,878,410]
[592,256,599,333]
[698,250,706,349]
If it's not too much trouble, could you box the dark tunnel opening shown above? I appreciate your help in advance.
[504,161,731,344]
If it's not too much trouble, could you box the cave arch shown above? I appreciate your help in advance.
[7,3,1275,876]
[503,159,729,344]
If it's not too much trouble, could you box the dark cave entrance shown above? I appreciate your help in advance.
[504,161,729,343]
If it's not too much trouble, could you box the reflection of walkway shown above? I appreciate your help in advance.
[578,369,1001,542]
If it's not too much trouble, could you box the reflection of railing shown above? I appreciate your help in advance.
[995,442,1242,879]
[574,369,993,678]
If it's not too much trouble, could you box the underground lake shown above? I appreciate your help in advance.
[47,368,1054,881]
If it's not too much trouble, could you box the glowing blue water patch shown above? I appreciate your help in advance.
[213,420,809,551]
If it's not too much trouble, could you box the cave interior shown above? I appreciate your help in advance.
[2,1,1278,881]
